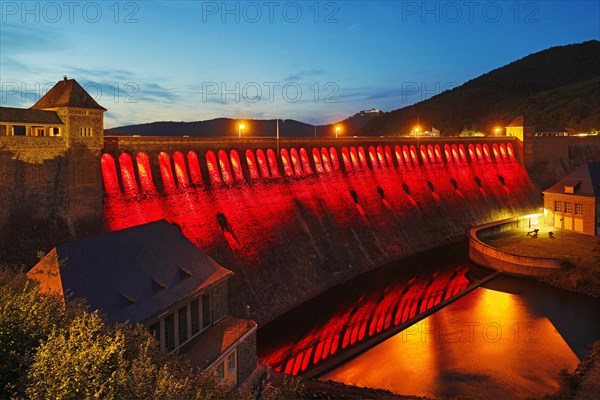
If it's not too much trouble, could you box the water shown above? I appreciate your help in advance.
[322,273,600,399]
[258,247,600,399]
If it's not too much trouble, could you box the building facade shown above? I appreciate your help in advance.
[543,162,600,236]
[27,220,258,388]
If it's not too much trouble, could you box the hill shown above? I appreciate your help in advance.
[359,40,600,136]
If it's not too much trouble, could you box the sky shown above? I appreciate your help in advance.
[1,0,598,128]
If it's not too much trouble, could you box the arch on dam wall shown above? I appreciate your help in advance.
[100,138,526,193]
[136,152,155,191]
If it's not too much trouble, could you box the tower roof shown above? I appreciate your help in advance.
[31,77,107,111]
[507,115,535,127]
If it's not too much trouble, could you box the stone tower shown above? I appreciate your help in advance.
[506,115,535,166]
[30,77,106,151]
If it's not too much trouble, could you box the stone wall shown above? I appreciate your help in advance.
[0,144,103,265]
[469,217,562,277]
[236,326,257,385]
[212,279,229,322]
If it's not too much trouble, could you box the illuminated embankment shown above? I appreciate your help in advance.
[101,137,539,323]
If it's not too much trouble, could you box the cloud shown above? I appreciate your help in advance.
[285,68,326,81]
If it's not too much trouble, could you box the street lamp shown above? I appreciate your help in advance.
[414,126,420,136]
[495,127,500,136]
[335,125,341,138]
[238,123,245,138]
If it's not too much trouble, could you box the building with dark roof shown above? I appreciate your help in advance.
[505,115,570,167]
[543,162,600,235]
[28,220,258,388]
[0,77,105,151]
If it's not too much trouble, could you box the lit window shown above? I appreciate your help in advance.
[575,203,583,215]
[554,201,562,212]
[216,362,225,381]
[565,202,573,213]
[80,127,93,137]
[227,352,236,373]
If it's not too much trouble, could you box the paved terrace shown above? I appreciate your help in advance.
[483,225,598,269]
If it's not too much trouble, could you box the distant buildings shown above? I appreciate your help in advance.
[505,115,570,166]
[28,220,258,388]
[543,162,600,236]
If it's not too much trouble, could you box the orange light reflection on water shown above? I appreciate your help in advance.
[323,287,579,399]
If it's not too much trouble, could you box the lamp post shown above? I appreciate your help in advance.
[335,125,341,138]
[495,127,500,136]
[238,123,245,138]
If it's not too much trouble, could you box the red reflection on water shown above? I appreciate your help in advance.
[101,153,120,195]
[261,266,470,376]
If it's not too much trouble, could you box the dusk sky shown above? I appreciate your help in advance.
[1,1,598,128]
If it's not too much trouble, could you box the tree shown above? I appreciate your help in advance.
[0,267,85,398]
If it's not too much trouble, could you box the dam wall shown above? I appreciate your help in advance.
[100,136,540,324]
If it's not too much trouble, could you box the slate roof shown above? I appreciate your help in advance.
[28,220,232,325]
[543,162,600,198]
[31,77,107,111]
[0,106,63,124]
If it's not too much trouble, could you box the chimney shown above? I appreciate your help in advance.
[63,75,67,82]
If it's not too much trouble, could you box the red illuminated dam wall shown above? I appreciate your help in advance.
[101,136,539,324]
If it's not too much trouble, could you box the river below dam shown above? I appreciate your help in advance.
[257,244,600,399]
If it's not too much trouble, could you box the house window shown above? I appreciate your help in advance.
[191,299,200,334]
[564,202,573,213]
[202,293,211,328]
[227,352,236,373]
[80,127,93,137]
[554,201,562,212]
[164,313,175,351]
[178,306,188,344]
[13,125,26,136]
[575,203,583,215]
[216,362,225,381]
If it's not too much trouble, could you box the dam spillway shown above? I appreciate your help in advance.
[100,137,539,324]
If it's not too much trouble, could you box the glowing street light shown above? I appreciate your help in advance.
[414,126,420,136]
[238,123,245,138]
[335,125,341,138]
[495,127,500,136]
